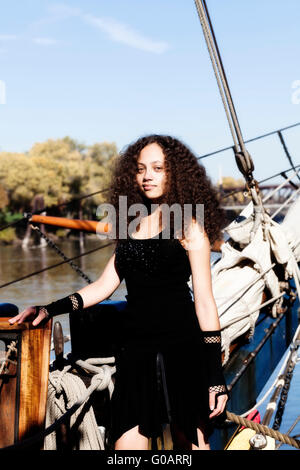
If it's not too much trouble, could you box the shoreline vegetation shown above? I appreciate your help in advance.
[0,135,243,246]
[0,225,103,246]
[0,136,118,246]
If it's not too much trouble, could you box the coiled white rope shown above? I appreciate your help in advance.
[44,360,115,450]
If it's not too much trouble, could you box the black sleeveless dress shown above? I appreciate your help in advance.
[108,227,213,447]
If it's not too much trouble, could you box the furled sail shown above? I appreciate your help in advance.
[211,197,300,364]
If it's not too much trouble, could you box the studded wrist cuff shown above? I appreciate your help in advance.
[35,292,84,319]
[202,330,228,394]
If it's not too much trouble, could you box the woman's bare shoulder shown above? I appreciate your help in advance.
[178,218,209,251]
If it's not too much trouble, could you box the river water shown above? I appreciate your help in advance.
[0,237,220,349]
[256,344,300,451]
[0,238,126,341]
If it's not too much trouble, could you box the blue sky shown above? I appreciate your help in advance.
[0,0,300,184]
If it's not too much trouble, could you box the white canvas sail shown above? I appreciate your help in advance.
[209,197,300,364]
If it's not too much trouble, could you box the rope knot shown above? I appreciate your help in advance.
[91,365,113,391]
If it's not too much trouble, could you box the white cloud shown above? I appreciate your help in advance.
[33,37,59,46]
[83,14,170,54]
[30,4,170,54]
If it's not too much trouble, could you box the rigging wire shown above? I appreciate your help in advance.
[201,0,244,152]
[0,241,114,289]
[193,0,271,249]
[277,130,300,183]
[0,3,299,451]
[1,2,299,291]
[1,144,298,233]
[194,0,255,184]
[221,165,300,201]
[0,121,299,233]
[198,122,300,160]
[29,223,94,285]
[194,0,239,151]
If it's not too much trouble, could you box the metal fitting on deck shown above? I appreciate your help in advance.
[249,433,267,450]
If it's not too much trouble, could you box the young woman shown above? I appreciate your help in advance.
[9,134,228,450]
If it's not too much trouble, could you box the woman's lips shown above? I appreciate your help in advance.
[143,185,156,190]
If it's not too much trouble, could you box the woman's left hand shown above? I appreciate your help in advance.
[209,391,228,419]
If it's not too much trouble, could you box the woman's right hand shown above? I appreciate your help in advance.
[8,306,48,327]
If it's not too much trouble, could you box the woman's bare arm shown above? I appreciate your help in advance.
[181,220,220,331]
[8,252,122,326]
[183,220,227,417]
[76,253,122,308]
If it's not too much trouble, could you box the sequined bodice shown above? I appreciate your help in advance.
[115,230,192,304]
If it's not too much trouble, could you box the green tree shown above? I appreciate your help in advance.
[0,137,118,219]
[0,182,8,210]
[82,142,118,211]
[220,176,246,204]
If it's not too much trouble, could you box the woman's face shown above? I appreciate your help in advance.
[136,143,167,199]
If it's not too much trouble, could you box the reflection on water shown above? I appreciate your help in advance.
[0,237,220,340]
[0,237,127,336]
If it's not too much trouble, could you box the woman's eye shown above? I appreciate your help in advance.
[137,166,163,172]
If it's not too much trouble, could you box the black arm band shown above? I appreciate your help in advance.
[35,292,84,319]
[202,330,228,396]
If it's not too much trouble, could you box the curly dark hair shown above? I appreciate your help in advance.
[108,134,225,245]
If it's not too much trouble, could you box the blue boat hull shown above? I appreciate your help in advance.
[210,283,299,450]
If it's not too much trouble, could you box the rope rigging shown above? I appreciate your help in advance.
[2,160,299,291]
[1,348,299,451]
[1,2,300,453]
[192,5,300,208]
[192,4,300,449]
[226,411,300,450]
[194,0,255,183]
[0,122,299,235]
[229,325,300,449]
[276,415,300,450]
[193,0,272,248]
[0,339,17,375]
[0,355,116,451]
